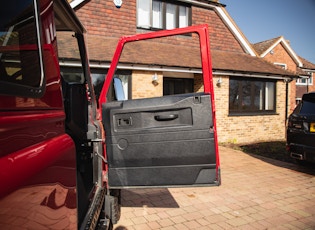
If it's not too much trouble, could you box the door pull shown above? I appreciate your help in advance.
[154,114,178,121]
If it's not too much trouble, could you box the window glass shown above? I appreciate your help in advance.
[91,70,131,102]
[299,78,306,84]
[254,81,263,110]
[166,3,176,29]
[114,74,129,100]
[163,77,193,95]
[229,79,240,111]
[229,77,276,114]
[296,76,313,85]
[241,80,251,111]
[58,32,85,83]
[0,0,43,96]
[137,0,150,28]
[300,101,315,114]
[265,82,275,110]
[152,1,162,29]
[179,6,188,28]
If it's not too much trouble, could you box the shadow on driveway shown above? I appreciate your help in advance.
[246,152,315,176]
[120,188,179,208]
[221,141,315,176]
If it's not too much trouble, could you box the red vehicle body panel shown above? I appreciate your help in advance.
[0,1,78,228]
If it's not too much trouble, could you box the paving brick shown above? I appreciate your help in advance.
[113,147,315,230]
[160,226,177,230]
[131,216,147,225]
[204,214,227,224]
[173,223,189,230]
[144,214,161,222]
[169,216,186,224]
[226,217,249,227]
[146,221,161,230]
[158,219,174,228]
[196,218,210,226]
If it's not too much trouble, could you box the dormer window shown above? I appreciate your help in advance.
[137,0,191,30]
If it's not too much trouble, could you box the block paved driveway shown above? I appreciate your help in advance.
[113,146,315,230]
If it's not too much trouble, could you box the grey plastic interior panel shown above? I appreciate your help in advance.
[102,93,218,188]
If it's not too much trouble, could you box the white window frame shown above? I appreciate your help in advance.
[296,76,313,86]
[137,0,191,30]
[274,62,287,70]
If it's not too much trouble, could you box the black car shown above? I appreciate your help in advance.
[287,92,315,162]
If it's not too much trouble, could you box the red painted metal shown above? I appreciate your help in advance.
[0,134,77,229]
[0,134,75,198]
[0,110,66,157]
[99,24,213,106]
[0,1,77,227]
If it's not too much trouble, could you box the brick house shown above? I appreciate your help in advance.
[59,0,298,144]
[253,36,315,112]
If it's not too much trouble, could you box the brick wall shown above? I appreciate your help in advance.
[264,43,297,72]
[75,0,136,37]
[131,70,163,99]
[296,72,315,99]
[194,74,203,92]
[263,43,298,114]
[75,1,244,53]
[213,76,287,144]
[192,7,244,52]
[131,72,288,144]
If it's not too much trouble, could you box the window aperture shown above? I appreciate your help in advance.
[229,77,276,114]
[0,0,44,97]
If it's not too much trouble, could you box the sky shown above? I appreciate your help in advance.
[222,0,315,64]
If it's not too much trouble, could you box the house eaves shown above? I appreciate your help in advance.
[59,60,294,81]
[211,50,297,80]
[69,0,89,9]
[298,56,315,72]
[84,37,285,75]
[258,36,303,67]
[57,35,297,80]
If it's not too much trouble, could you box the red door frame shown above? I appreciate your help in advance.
[98,24,220,182]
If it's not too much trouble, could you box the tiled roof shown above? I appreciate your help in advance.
[252,37,281,56]
[296,67,309,76]
[57,33,297,77]
[252,36,303,68]
[211,50,296,77]
[251,36,315,74]
[298,56,315,70]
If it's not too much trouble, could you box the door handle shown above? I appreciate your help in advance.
[154,114,178,121]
